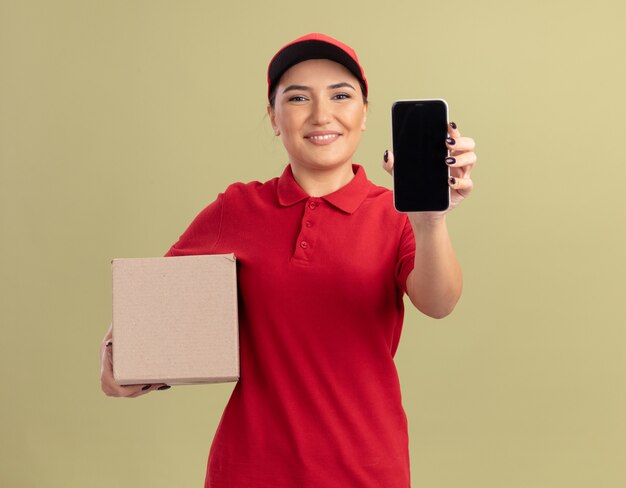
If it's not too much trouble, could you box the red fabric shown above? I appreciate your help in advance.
[266,32,368,98]
[166,164,416,487]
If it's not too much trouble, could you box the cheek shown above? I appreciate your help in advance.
[274,107,303,133]
[276,119,299,140]
[343,106,366,130]
[348,130,363,149]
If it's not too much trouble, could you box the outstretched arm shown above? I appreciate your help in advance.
[383,122,476,318]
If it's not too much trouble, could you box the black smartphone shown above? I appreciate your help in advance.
[391,99,450,212]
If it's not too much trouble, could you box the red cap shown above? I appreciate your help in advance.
[267,33,368,100]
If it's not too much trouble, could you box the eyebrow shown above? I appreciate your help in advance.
[282,82,357,94]
[329,82,356,91]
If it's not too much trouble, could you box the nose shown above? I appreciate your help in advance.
[310,97,331,126]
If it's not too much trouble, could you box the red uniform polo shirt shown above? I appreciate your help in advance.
[165,164,416,488]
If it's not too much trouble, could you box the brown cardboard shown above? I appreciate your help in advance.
[112,254,239,386]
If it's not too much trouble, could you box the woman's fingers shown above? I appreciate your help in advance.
[446,135,476,154]
[448,175,474,196]
[120,383,170,398]
[446,122,476,181]
[447,121,475,202]
[382,149,394,175]
[448,121,461,140]
[445,151,476,169]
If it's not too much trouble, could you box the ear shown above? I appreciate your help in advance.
[361,103,368,131]
[268,105,279,135]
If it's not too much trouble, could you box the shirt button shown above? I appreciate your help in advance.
[300,241,309,249]
[305,220,312,228]
[308,201,318,210]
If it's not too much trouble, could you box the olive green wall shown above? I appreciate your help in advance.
[1,0,624,486]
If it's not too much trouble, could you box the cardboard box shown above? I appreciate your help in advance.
[112,254,239,386]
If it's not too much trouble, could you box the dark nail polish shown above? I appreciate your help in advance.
[445,157,456,165]
[383,150,389,163]
[446,137,455,145]
[142,385,151,391]
[157,385,171,391]
[449,177,456,185]
[450,121,457,129]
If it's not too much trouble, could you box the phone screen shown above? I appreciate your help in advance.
[392,99,449,212]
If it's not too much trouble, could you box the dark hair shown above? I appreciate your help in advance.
[268,79,368,109]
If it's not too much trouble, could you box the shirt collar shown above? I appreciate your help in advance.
[277,164,371,214]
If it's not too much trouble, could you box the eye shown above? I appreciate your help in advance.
[288,95,308,102]
[333,92,352,100]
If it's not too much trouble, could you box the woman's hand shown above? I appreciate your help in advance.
[383,121,476,214]
[100,326,170,398]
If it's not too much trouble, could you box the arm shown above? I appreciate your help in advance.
[405,214,462,318]
[384,122,476,318]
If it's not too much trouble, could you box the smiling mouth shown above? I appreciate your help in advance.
[305,133,341,144]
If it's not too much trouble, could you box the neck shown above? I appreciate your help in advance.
[290,163,356,197]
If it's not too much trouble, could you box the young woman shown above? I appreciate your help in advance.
[100,33,476,487]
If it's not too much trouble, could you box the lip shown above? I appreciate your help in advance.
[304,131,342,146]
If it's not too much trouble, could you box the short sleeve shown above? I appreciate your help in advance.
[395,215,416,295]
[164,192,224,257]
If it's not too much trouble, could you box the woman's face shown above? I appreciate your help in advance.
[269,59,368,173]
